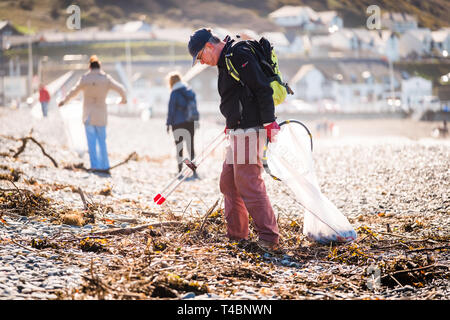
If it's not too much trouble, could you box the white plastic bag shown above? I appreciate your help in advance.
[58,101,87,158]
[266,121,357,244]
[30,102,43,120]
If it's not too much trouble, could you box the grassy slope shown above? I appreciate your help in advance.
[0,0,57,33]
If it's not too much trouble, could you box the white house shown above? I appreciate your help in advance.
[381,12,418,33]
[401,76,433,112]
[372,30,400,61]
[307,35,341,58]
[268,6,342,33]
[431,29,450,55]
[316,11,343,32]
[353,29,379,52]
[303,28,401,60]
[288,62,401,112]
[268,6,317,28]
[328,29,360,51]
[289,35,311,55]
[331,67,388,112]
[112,21,153,33]
[399,28,433,58]
[290,64,326,101]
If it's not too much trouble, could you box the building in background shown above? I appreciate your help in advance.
[268,6,342,34]
[431,28,450,56]
[0,20,24,105]
[399,29,433,58]
[381,12,418,33]
[289,61,404,112]
[111,20,154,33]
[401,76,434,112]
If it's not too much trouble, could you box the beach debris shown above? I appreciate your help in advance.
[0,132,58,167]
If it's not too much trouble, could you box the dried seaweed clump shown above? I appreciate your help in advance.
[0,187,51,217]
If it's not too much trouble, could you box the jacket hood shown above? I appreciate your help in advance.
[172,81,187,91]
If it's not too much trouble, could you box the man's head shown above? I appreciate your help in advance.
[188,28,223,66]
[89,55,101,69]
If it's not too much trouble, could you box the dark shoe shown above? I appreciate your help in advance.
[91,169,111,177]
[257,239,281,253]
[227,238,249,246]
[186,172,200,181]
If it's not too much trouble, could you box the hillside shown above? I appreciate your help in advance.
[0,0,449,33]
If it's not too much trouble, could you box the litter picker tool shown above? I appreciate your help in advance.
[153,131,226,205]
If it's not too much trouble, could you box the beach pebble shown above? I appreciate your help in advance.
[181,292,196,299]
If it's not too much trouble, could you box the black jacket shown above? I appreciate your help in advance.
[217,37,275,129]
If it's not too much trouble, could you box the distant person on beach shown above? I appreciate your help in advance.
[39,84,50,117]
[188,28,280,251]
[58,55,127,175]
[166,71,199,180]
[438,120,448,138]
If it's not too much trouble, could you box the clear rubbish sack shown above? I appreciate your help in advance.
[265,120,357,244]
[58,100,87,158]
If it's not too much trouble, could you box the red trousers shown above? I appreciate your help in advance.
[219,129,279,244]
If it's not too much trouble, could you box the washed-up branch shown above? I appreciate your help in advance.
[88,221,182,236]
[198,198,220,234]
[1,131,57,167]
[13,136,58,167]
[109,152,138,170]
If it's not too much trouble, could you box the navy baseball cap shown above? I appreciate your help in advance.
[188,28,213,66]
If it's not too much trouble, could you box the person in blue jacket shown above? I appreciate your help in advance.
[166,71,199,180]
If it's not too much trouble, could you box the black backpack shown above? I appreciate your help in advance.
[178,88,199,122]
[225,37,294,105]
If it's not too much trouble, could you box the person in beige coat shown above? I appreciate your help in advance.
[58,55,127,174]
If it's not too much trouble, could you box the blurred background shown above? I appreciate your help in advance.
[0,0,449,127]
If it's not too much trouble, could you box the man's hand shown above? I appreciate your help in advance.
[58,101,64,108]
[263,121,280,143]
[119,98,127,105]
[166,125,170,133]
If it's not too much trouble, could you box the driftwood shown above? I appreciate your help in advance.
[88,221,182,236]
[65,152,138,173]
[76,187,89,211]
[387,264,448,277]
[198,198,220,234]
[109,152,138,170]
[14,136,58,167]
[1,133,135,172]
[1,133,58,167]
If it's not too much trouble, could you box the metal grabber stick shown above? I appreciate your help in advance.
[153,131,227,205]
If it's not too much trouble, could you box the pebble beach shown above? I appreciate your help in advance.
[0,106,449,300]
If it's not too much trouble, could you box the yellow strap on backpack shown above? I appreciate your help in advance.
[225,47,292,106]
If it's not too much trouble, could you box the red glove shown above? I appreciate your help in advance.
[264,121,280,143]
[224,126,228,134]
